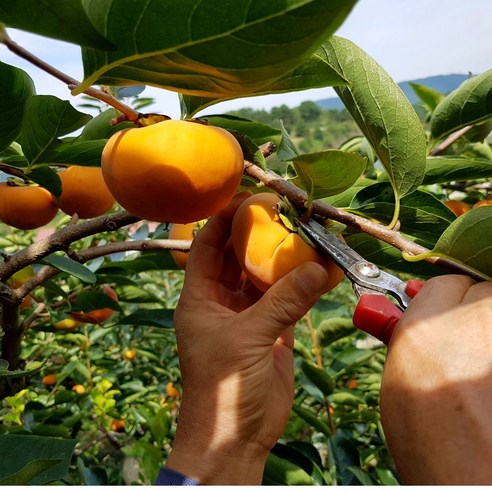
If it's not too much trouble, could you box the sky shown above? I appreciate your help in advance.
[1,0,490,119]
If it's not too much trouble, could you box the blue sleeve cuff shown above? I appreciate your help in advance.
[155,466,201,486]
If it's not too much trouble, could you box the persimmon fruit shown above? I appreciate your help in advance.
[101,119,244,224]
[72,384,86,394]
[473,198,492,208]
[169,221,201,269]
[70,286,118,325]
[54,318,82,332]
[42,374,57,386]
[444,200,470,216]
[111,418,125,432]
[231,192,345,293]
[123,348,137,360]
[57,165,115,219]
[166,381,180,399]
[0,182,58,230]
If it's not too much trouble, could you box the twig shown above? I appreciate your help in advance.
[429,125,474,156]
[0,26,140,123]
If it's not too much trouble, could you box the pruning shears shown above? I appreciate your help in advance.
[295,218,425,345]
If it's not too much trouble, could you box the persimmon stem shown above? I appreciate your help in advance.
[0,27,140,123]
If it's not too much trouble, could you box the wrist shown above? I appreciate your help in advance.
[166,428,270,485]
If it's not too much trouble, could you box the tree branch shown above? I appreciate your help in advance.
[429,125,474,156]
[0,211,141,283]
[0,26,141,123]
[15,239,193,301]
[243,161,488,282]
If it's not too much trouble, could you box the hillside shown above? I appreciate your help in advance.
[316,73,469,109]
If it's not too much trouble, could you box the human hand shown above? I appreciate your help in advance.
[166,192,333,485]
[380,275,492,485]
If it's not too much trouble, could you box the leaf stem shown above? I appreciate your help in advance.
[0,27,140,123]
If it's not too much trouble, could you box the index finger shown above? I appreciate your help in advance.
[399,274,475,322]
[184,191,252,283]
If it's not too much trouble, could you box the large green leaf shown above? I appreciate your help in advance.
[180,48,348,116]
[291,150,366,199]
[422,156,492,185]
[321,37,427,224]
[430,70,492,141]
[204,115,282,147]
[0,434,76,485]
[0,1,114,49]
[41,253,97,284]
[20,95,92,165]
[78,0,357,98]
[0,62,35,151]
[118,309,175,329]
[403,206,492,278]
[349,183,456,246]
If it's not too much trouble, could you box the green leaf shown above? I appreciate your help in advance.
[409,82,444,112]
[300,360,335,396]
[0,361,43,380]
[292,150,366,199]
[423,156,492,185]
[349,182,456,246]
[205,115,282,147]
[0,61,35,151]
[0,459,60,485]
[180,48,348,116]
[0,1,114,50]
[26,166,62,197]
[39,140,107,168]
[404,206,492,278]
[114,285,160,303]
[78,1,357,98]
[263,453,314,486]
[70,290,121,313]
[317,318,356,347]
[292,404,332,437]
[277,120,300,161]
[41,254,97,284]
[118,309,175,329]
[0,434,76,485]
[20,96,92,165]
[346,466,376,486]
[321,37,427,218]
[431,70,492,141]
[79,109,136,141]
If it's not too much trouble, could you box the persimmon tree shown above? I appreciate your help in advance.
[0,0,491,485]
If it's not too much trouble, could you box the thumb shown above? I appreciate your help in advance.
[247,262,331,342]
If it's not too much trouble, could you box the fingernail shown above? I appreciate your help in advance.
[295,263,329,293]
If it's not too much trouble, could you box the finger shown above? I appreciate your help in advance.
[185,191,252,283]
[399,274,476,322]
[244,262,331,343]
[276,325,294,351]
[461,280,492,305]
[218,237,244,290]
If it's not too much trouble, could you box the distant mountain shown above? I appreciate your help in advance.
[316,74,469,110]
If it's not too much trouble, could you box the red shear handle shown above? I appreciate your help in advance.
[352,280,425,345]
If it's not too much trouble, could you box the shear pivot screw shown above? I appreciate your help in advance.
[355,261,380,278]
